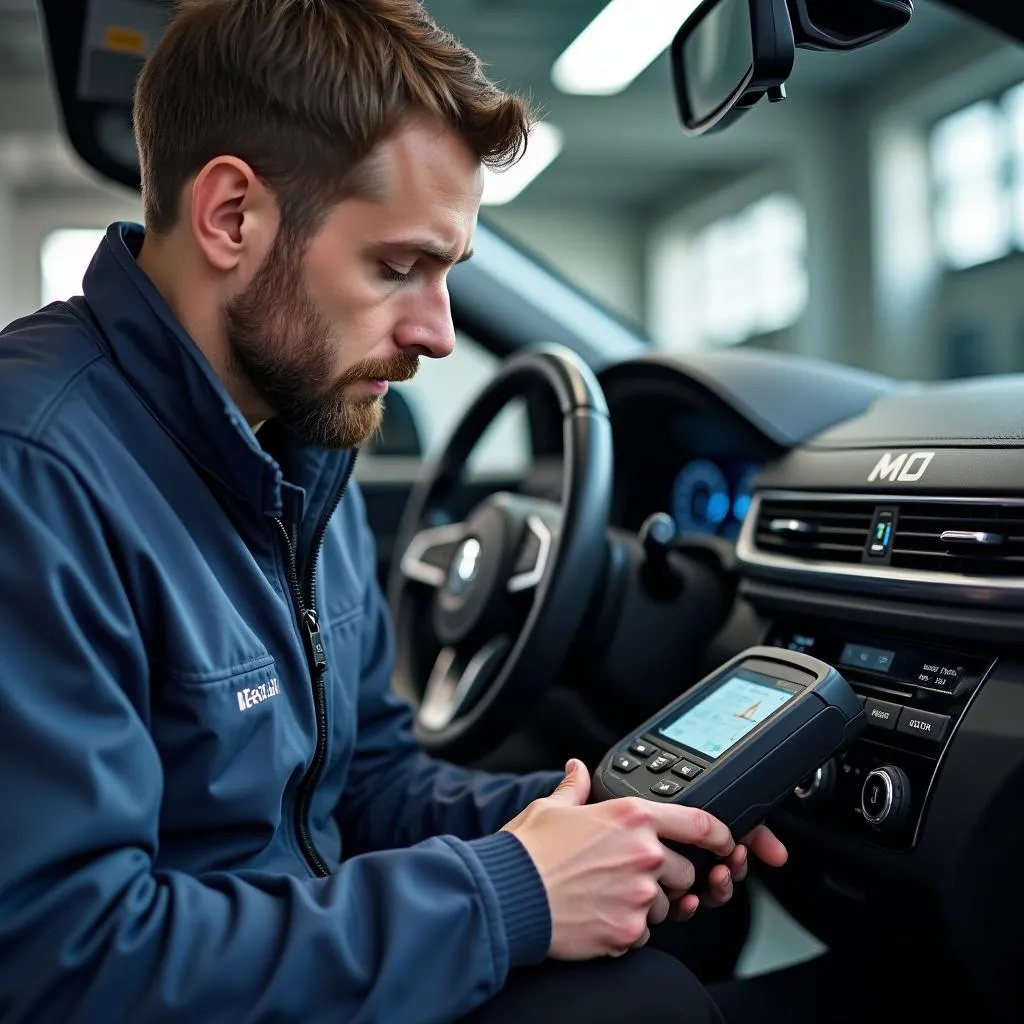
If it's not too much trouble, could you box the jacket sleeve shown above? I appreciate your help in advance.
[333,481,564,857]
[0,439,550,1024]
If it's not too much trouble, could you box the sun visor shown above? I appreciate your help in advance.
[76,0,165,103]
[38,0,169,189]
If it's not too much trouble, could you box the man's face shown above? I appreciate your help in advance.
[225,115,482,448]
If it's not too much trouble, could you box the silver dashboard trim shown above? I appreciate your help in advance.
[737,490,1024,606]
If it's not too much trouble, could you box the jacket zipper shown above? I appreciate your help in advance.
[272,450,359,877]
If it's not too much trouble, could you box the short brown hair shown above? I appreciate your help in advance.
[133,0,531,237]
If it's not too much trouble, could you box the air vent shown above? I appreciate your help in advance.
[890,502,1024,577]
[754,497,874,564]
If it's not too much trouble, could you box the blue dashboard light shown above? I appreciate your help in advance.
[671,459,731,535]
[707,491,730,525]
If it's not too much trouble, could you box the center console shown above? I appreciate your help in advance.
[767,620,996,851]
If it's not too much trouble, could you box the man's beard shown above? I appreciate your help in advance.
[224,240,418,449]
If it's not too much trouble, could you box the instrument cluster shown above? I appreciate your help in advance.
[670,459,761,538]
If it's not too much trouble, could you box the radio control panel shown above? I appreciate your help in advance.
[767,621,995,851]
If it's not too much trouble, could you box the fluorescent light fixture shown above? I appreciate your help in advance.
[481,122,564,205]
[552,0,702,96]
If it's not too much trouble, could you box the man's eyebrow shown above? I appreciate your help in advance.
[383,239,474,265]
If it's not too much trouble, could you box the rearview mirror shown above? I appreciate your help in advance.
[671,0,913,137]
[671,0,795,136]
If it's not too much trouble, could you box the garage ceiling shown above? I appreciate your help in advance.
[0,0,1001,209]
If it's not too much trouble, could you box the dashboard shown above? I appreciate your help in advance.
[595,351,1024,1024]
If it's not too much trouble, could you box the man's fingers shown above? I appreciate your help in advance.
[648,805,735,858]
[743,825,788,868]
[700,863,734,908]
[647,887,671,927]
[672,893,700,921]
[657,847,696,895]
[547,758,592,806]
[725,843,749,883]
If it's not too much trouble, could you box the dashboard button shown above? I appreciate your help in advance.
[629,739,660,758]
[612,754,641,773]
[864,698,902,730]
[646,752,680,773]
[862,770,890,820]
[651,778,683,797]
[896,708,950,744]
[861,765,910,829]
[671,760,704,781]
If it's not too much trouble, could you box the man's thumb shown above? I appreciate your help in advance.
[549,758,591,805]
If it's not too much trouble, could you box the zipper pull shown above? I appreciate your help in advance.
[302,609,327,673]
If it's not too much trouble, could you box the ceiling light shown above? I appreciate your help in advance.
[481,122,564,205]
[552,0,702,96]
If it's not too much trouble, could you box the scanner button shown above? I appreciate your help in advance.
[896,708,951,745]
[646,752,680,773]
[612,754,642,773]
[629,739,660,758]
[671,760,704,781]
[864,698,902,731]
[651,779,683,797]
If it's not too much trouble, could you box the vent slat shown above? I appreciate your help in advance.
[890,501,1024,577]
[753,496,873,564]
[752,495,1024,578]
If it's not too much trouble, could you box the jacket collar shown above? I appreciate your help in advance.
[82,223,349,523]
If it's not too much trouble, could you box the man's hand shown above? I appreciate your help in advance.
[659,822,788,922]
[501,759,788,960]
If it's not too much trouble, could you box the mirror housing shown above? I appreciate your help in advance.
[671,0,795,137]
[791,0,913,51]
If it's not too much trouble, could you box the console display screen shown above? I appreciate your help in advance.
[657,672,800,761]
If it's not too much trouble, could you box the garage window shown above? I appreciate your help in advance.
[931,82,1024,270]
[690,193,808,347]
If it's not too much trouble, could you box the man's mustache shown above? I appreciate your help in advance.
[340,353,419,386]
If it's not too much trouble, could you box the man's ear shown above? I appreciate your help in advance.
[188,156,278,275]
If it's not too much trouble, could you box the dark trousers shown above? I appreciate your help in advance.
[461,947,726,1024]
[462,952,844,1024]
[462,884,752,1024]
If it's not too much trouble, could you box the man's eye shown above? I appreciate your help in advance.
[381,264,412,282]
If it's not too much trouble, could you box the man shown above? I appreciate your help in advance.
[0,1,787,1021]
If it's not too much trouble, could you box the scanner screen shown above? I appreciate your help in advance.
[657,672,799,760]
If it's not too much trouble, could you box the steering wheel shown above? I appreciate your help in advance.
[387,346,613,761]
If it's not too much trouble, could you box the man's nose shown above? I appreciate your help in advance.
[394,284,456,359]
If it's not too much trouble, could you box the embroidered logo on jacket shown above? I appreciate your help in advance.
[236,677,281,711]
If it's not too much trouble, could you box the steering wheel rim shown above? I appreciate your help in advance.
[387,344,613,761]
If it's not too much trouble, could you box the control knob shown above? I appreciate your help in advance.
[861,765,910,830]
[793,758,835,806]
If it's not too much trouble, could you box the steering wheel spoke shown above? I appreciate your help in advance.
[399,522,469,587]
[507,513,554,593]
[418,636,512,733]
